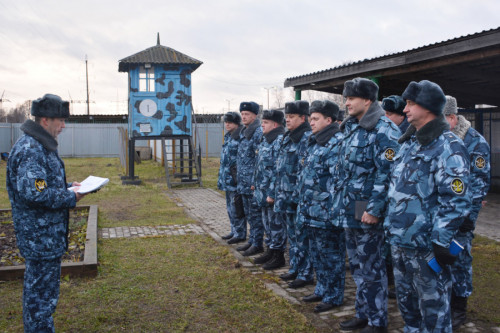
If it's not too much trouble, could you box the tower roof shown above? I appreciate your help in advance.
[119,34,202,72]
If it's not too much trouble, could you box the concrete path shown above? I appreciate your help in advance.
[99,187,500,332]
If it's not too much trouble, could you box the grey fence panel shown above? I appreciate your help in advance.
[193,123,224,158]
[0,123,22,153]
[1,123,223,158]
[58,124,128,157]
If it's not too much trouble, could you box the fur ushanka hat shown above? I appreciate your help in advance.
[239,101,260,115]
[284,100,309,116]
[381,95,406,116]
[443,95,458,115]
[31,94,70,118]
[402,80,446,115]
[223,112,242,125]
[262,109,284,124]
[343,78,379,101]
[309,100,340,121]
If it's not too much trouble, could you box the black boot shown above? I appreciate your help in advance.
[451,293,468,330]
[253,248,273,264]
[263,250,285,270]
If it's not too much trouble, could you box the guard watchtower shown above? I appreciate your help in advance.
[119,34,203,186]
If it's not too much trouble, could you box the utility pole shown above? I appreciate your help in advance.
[85,55,90,115]
[263,86,276,110]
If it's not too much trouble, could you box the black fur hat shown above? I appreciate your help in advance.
[402,80,446,115]
[343,78,379,101]
[309,100,340,121]
[31,94,70,118]
[262,109,284,124]
[239,101,260,115]
[338,109,345,121]
[223,111,241,125]
[284,100,309,116]
[382,95,406,116]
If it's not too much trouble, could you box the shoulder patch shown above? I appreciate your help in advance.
[451,178,464,195]
[384,148,396,161]
[475,156,486,169]
[35,179,47,192]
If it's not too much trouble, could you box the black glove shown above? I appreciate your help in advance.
[459,217,474,233]
[290,202,298,211]
[432,243,457,267]
[230,166,238,184]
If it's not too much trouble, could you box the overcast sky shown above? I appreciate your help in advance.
[0,0,499,115]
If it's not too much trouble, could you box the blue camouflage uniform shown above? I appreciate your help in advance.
[274,121,312,278]
[449,116,490,298]
[218,125,246,240]
[398,117,410,134]
[7,120,77,333]
[385,116,471,332]
[332,102,400,328]
[237,118,264,248]
[254,126,285,250]
[297,123,345,306]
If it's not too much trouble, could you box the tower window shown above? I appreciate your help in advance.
[139,66,155,92]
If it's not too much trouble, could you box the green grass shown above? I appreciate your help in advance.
[1,236,314,332]
[0,157,315,332]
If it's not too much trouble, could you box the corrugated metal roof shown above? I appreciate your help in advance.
[119,41,202,72]
[285,27,500,82]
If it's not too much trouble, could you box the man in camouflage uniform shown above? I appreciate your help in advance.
[382,95,409,134]
[381,94,408,299]
[217,112,246,244]
[332,78,400,333]
[252,110,286,269]
[296,100,345,313]
[273,101,314,288]
[385,81,471,332]
[236,101,264,256]
[6,94,86,333]
[443,95,490,330]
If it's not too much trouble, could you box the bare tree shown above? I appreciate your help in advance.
[5,100,31,123]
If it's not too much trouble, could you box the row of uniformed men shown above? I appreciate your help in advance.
[217,77,490,333]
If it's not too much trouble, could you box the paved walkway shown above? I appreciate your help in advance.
[100,188,500,332]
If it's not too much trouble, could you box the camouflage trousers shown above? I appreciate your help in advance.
[241,194,264,248]
[225,191,247,239]
[23,257,62,333]
[278,212,297,274]
[345,228,388,327]
[308,226,345,305]
[295,219,314,281]
[392,246,453,333]
[261,206,286,251]
[450,231,474,298]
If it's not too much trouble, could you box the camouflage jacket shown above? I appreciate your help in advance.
[6,120,76,260]
[274,122,312,213]
[217,126,243,192]
[384,116,471,250]
[253,126,285,207]
[296,124,343,229]
[237,118,263,195]
[332,102,401,229]
[452,115,490,225]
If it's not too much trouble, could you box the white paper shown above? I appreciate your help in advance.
[68,175,109,194]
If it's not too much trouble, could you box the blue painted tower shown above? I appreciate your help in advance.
[118,34,203,186]
[119,34,202,138]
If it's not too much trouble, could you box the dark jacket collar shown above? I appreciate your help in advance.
[230,125,243,140]
[264,126,285,144]
[242,118,261,140]
[340,102,385,131]
[399,115,450,146]
[311,123,340,146]
[289,121,311,143]
[20,119,58,152]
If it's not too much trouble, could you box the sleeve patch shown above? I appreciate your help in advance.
[451,178,464,194]
[475,156,486,169]
[384,148,396,161]
[35,179,47,192]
